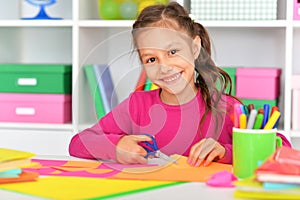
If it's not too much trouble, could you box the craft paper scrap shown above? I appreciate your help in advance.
[23,159,117,178]
[111,155,233,182]
[0,176,182,200]
[0,171,39,184]
[24,159,157,178]
[205,171,238,187]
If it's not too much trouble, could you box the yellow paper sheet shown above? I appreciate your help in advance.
[112,155,233,182]
[0,148,35,162]
[0,176,178,200]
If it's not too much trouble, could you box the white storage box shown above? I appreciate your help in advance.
[190,0,277,20]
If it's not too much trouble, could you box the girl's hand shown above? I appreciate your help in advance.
[116,135,152,164]
[188,138,225,167]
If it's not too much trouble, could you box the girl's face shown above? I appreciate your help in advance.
[135,28,201,104]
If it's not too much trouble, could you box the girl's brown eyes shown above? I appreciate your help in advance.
[147,57,156,63]
[169,49,177,55]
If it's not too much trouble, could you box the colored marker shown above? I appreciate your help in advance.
[253,113,264,129]
[264,110,281,130]
[234,103,242,128]
[258,108,264,115]
[243,105,249,117]
[271,106,278,116]
[247,109,257,129]
[247,104,254,113]
[273,115,281,129]
[239,113,247,129]
[262,104,270,128]
[240,104,246,114]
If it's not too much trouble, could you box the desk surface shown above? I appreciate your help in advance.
[0,155,238,200]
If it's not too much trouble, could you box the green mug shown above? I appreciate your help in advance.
[233,128,282,179]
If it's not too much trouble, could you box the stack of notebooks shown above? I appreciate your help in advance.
[0,148,38,184]
[234,146,300,199]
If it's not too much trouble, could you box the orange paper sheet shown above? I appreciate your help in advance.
[111,155,233,182]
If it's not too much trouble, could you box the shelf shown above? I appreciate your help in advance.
[0,122,74,131]
[78,20,134,27]
[290,131,300,138]
[293,21,300,27]
[77,20,290,28]
[0,20,73,27]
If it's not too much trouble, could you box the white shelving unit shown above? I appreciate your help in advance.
[0,0,299,155]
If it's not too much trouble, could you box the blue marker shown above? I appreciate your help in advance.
[262,104,270,128]
[273,115,281,129]
[240,104,245,114]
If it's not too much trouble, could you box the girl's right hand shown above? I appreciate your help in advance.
[116,135,152,164]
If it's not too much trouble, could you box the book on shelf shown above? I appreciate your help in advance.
[135,69,160,91]
[144,78,152,91]
[93,64,118,114]
[135,68,147,91]
[84,65,106,119]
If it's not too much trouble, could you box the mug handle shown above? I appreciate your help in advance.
[276,136,282,148]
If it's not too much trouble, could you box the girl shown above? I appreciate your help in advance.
[69,2,291,167]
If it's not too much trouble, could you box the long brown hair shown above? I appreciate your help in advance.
[132,2,239,134]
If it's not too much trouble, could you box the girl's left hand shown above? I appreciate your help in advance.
[187,138,225,167]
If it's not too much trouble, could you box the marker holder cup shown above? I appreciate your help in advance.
[232,128,282,179]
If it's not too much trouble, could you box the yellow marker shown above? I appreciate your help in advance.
[239,113,247,129]
[264,110,281,130]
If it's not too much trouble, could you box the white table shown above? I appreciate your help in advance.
[0,155,238,200]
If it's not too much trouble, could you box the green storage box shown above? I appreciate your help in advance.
[241,99,278,110]
[216,67,236,95]
[0,64,72,94]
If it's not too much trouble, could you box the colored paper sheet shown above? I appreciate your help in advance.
[0,176,181,200]
[0,171,38,184]
[24,159,118,178]
[234,177,300,199]
[0,169,22,178]
[111,155,233,182]
[0,148,35,162]
[24,159,157,178]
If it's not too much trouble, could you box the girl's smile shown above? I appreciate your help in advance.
[161,72,182,84]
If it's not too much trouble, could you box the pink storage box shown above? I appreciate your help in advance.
[236,68,281,100]
[0,93,71,124]
[294,0,300,20]
[292,75,300,89]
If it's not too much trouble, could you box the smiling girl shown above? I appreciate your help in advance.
[69,2,290,167]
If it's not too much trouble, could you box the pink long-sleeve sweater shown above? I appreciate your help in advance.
[69,89,291,164]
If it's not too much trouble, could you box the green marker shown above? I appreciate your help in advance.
[253,113,264,129]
